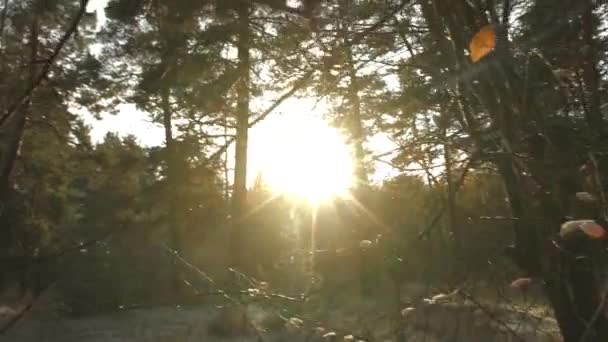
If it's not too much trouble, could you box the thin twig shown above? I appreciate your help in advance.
[0,282,54,335]
[468,216,520,221]
[208,69,314,161]
[588,152,608,221]
[0,0,8,47]
[0,225,126,264]
[459,290,527,342]
[418,157,474,239]
[579,279,608,342]
[162,244,235,303]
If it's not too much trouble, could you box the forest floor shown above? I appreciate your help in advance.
[0,287,563,342]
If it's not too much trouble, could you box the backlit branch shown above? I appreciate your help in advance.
[0,0,90,127]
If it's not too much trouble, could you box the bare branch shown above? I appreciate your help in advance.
[0,283,53,336]
[208,69,315,161]
[0,0,90,127]
[418,157,474,239]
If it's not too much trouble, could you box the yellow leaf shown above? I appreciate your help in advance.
[469,25,496,63]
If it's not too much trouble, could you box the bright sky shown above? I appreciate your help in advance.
[81,1,398,195]
[87,0,108,28]
[245,100,354,201]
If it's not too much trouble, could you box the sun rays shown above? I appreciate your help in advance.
[249,109,354,204]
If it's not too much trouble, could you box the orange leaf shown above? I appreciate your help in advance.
[580,221,606,239]
[469,25,496,63]
[510,277,532,290]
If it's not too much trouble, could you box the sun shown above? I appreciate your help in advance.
[249,110,354,203]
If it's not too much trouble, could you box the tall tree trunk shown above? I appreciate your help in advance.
[24,6,40,297]
[155,1,184,297]
[0,4,39,296]
[346,59,368,189]
[420,1,608,340]
[442,126,460,279]
[231,3,251,272]
[337,0,371,293]
[223,114,230,203]
[580,0,604,138]
[161,87,182,295]
[497,159,608,341]
[0,0,8,60]
[0,0,32,202]
[0,2,37,208]
[0,115,25,201]
[345,45,372,297]
[336,0,367,189]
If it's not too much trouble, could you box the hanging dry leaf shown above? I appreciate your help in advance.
[401,307,416,318]
[560,220,606,239]
[575,192,597,203]
[560,220,587,237]
[469,25,496,63]
[285,317,304,333]
[580,220,606,239]
[336,247,349,256]
[0,306,17,316]
[289,317,303,325]
[430,288,459,303]
[313,326,326,335]
[322,331,337,339]
[359,240,373,249]
[247,288,261,296]
[510,277,532,290]
[423,290,456,305]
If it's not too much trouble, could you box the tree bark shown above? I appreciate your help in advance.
[442,125,461,278]
[0,1,37,200]
[0,1,39,296]
[223,114,230,203]
[337,0,367,190]
[0,0,8,56]
[580,0,604,138]
[231,2,251,272]
[161,86,183,295]
[345,59,368,188]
